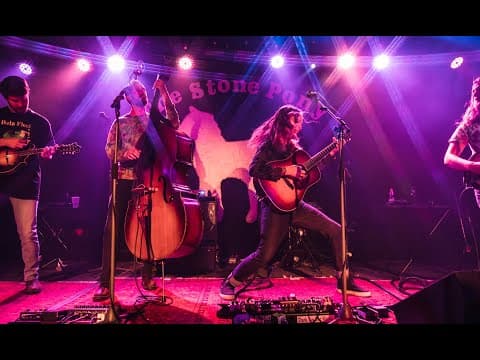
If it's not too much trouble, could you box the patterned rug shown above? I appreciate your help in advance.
[0,276,418,325]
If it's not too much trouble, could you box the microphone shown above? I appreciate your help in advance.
[305,90,328,111]
[110,90,125,108]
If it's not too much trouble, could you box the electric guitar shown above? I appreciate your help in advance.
[463,152,480,189]
[257,135,351,212]
[0,142,82,175]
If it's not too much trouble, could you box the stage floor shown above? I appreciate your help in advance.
[0,258,459,325]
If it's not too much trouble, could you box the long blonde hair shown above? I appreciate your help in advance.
[248,104,302,151]
[460,77,480,127]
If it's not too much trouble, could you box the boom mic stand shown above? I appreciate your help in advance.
[308,92,355,322]
[105,91,125,323]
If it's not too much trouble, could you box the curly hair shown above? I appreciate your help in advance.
[460,77,480,127]
[248,104,303,151]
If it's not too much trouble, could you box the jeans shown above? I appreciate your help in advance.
[10,197,40,282]
[231,199,342,282]
[99,179,153,287]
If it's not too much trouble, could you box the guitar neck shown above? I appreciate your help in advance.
[303,142,337,171]
[14,148,44,157]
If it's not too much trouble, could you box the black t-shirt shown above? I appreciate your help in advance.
[0,106,55,199]
[249,141,293,197]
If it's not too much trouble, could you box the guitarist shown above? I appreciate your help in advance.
[0,75,57,294]
[445,76,480,208]
[220,104,370,300]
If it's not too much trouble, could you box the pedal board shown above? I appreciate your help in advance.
[16,309,71,323]
[15,305,110,324]
[218,295,340,324]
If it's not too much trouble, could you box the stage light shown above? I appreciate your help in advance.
[76,58,91,72]
[337,53,355,70]
[107,54,125,73]
[450,56,463,69]
[18,62,33,75]
[373,54,390,70]
[178,56,193,70]
[270,55,285,69]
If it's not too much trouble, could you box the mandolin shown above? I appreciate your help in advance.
[0,142,81,175]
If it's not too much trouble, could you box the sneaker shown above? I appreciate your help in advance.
[24,279,41,294]
[219,278,236,300]
[337,276,371,297]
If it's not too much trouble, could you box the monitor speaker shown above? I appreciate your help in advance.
[391,270,480,323]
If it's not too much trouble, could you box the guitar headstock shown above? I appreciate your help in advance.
[58,142,82,155]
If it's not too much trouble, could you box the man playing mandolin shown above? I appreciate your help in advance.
[220,104,370,300]
[0,75,57,294]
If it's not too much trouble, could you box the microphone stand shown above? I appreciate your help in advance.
[309,93,355,322]
[105,95,123,323]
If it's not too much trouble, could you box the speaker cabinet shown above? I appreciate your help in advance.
[391,270,480,323]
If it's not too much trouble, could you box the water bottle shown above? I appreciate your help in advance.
[409,186,417,203]
[388,187,395,203]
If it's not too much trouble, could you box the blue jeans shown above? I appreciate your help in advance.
[10,197,40,282]
[231,199,342,283]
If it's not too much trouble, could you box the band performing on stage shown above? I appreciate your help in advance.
[1,36,479,326]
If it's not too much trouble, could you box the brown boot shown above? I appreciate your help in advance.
[24,279,42,294]
[93,286,110,301]
[142,277,158,290]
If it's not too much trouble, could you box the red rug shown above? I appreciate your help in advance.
[0,276,415,325]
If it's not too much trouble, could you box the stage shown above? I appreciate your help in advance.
[0,259,448,325]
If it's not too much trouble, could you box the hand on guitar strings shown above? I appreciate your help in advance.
[329,136,345,157]
[40,144,58,159]
[283,164,307,180]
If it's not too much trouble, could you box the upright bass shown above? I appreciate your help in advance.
[125,77,203,261]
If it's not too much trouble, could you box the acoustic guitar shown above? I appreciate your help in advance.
[257,135,350,212]
[0,142,82,175]
[463,152,480,189]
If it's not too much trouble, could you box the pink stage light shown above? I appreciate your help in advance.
[76,58,91,72]
[178,56,193,70]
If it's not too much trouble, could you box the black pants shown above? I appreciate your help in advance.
[231,199,342,282]
[99,179,153,287]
